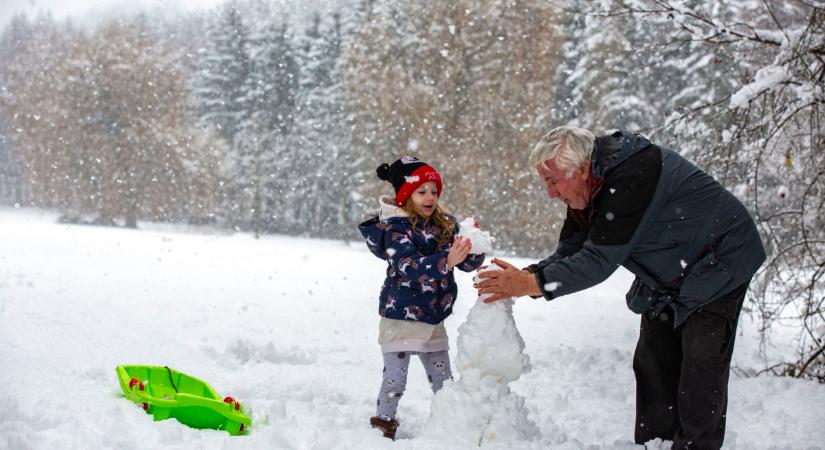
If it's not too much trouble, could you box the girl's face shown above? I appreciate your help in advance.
[410,181,439,217]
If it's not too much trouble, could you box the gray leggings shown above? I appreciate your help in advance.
[376,350,452,419]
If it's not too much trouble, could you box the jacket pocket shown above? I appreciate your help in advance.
[625,277,676,314]
[678,251,732,310]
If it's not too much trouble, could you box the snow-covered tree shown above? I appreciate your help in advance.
[4,16,224,227]
[0,13,32,206]
[233,11,300,235]
[553,1,651,129]
[191,2,254,227]
[194,1,252,146]
[2,13,79,212]
[288,10,358,238]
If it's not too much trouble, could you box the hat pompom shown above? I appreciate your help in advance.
[376,163,391,181]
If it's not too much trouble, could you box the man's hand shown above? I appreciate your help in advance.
[475,258,542,303]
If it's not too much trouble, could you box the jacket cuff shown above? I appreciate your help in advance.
[523,264,539,274]
[459,253,485,272]
[533,270,555,301]
[533,270,556,301]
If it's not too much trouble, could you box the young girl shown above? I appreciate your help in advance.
[359,156,485,440]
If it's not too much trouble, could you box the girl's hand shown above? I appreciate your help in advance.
[447,236,472,269]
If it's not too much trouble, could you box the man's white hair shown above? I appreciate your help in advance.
[529,126,595,178]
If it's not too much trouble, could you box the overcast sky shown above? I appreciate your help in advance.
[1,0,346,33]
[0,0,227,30]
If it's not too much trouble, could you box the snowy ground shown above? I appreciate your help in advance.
[0,208,822,450]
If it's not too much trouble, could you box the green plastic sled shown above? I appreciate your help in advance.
[115,365,252,436]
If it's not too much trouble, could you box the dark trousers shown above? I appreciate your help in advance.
[633,282,748,450]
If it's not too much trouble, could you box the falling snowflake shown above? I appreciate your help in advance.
[544,281,561,292]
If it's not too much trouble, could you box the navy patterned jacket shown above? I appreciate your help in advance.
[359,203,485,325]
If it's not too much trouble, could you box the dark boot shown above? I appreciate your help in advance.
[370,416,399,440]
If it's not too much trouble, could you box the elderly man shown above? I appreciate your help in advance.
[476,126,765,450]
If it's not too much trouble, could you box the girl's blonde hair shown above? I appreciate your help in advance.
[403,200,455,245]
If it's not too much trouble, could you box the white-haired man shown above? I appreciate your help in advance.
[476,126,765,450]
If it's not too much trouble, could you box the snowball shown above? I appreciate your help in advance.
[457,217,494,254]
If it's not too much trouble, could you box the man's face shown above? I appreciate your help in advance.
[537,159,591,210]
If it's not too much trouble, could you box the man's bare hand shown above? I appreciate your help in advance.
[474,258,542,303]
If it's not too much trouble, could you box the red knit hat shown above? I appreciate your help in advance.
[376,156,443,206]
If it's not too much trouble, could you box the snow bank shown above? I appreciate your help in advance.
[1,208,823,450]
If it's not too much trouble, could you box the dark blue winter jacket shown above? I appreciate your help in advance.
[526,130,766,326]
[359,207,485,325]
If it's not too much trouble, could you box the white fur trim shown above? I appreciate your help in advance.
[378,196,407,221]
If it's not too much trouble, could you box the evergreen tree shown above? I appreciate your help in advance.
[288,11,356,237]
[193,1,253,226]
[237,14,300,234]
[194,1,252,145]
[553,1,655,130]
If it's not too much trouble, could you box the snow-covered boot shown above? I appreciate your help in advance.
[370,416,399,440]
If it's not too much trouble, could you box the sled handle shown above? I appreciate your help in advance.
[129,378,145,391]
[223,396,240,411]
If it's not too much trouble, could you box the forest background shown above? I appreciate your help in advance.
[0,0,822,380]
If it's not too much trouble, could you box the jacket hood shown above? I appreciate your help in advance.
[359,196,409,259]
[591,130,652,179]
[378,195,407,221]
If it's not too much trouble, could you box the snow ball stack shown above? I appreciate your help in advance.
[461,264,531,382]
[422,264,539,446]
[457,217,494,254]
